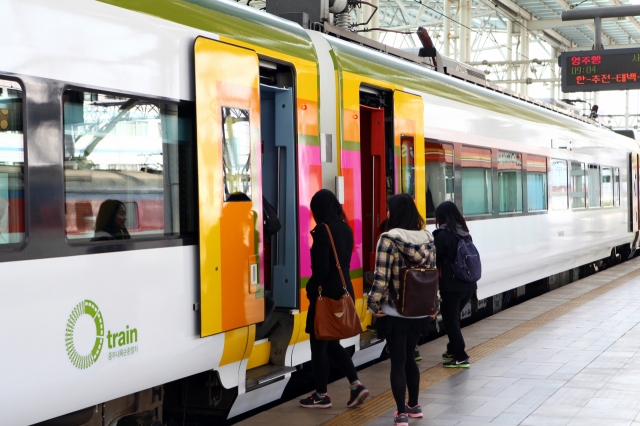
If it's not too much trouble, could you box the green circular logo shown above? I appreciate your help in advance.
[65,300,104,369]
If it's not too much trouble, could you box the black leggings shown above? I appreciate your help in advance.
[310,335,359,394]
[387,330,421,413]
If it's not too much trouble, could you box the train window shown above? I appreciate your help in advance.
[527,155,547,211]
[570,162,586,209]
[222,107,251,201]
[0,79,24,246]
[588,164,601,208]
[602,167,614,207]
[498,151,522,213]
[63,89,196,243]
[425,141,454,218]
[614,167,620,207]
[400,136,415,198]
[550,159,568,210]
[461,146,492,215]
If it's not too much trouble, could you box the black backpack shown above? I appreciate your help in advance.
[263,197,281,238]
[449,232,481,282]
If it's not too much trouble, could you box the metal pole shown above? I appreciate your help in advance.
[562,5,640,21]
[506,19,513,91]
[626,90,630,130]
[594,16,603,50]
[371,0,379,42]
[444,0,450,56]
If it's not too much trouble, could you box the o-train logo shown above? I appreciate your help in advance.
[65,300,139,369]
[65,300,105,369]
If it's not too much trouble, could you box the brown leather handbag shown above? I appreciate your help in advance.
[314,224,363,340]
[388,250,439,317]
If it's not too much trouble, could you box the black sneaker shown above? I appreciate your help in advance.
[394,411,409,426]
[347,384,369,408]
[442,352,453,361]
[443,358,470,368]
[414,345,422,361]
[299,392,332,408]
[405,403,423,418]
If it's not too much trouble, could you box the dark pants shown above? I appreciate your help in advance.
[310,335,359,394]
[387,329,421,413]
[440,290,474,361]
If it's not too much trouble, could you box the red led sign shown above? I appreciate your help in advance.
[560,48,640,92]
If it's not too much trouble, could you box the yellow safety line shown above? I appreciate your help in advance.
[324,266,640,426]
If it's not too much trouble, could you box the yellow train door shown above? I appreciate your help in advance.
[194,37,264,337]
[394,91,425,217]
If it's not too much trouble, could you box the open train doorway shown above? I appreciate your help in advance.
[359,87,393,291]
[259,60,298,312]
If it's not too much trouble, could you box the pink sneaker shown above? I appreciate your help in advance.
[393,411,409,426]
[405,402,423,418]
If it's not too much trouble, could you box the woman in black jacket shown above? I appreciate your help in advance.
[433,201,477,368]
[299,189,369,409]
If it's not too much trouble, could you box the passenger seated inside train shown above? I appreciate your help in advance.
[91,199,131,241]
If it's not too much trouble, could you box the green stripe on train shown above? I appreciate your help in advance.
[326,38,601,138]
[99,0,318,63]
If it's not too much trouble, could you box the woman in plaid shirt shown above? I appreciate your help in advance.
[367,193,436,426]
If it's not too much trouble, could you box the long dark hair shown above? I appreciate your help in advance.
[95,199,130,240]
[386,193,425,231]
[434,201,469,232]
[310,189,348,224]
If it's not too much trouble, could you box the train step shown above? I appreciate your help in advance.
[245,364,297,392]
[359,329,383,350]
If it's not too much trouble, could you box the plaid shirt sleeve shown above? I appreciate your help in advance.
[366,236,395,314]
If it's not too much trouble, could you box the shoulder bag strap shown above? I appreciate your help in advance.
[323,224,348,293]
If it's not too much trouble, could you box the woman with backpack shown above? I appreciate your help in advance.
[367,193,436,426]
[299,189,369,409]
[433,201,479,368]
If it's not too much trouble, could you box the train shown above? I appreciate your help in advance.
[2,0,639,425]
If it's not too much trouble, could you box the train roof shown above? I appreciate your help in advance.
[323,34,638,150]
[99,0,318,63]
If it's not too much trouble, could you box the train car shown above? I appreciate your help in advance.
[1,0,639,425]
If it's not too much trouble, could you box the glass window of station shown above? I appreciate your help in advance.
[498,151,522,213]
[425,141,454,218]
[461,146,492,215]
[63,89,196,242]
[0,79,24,246]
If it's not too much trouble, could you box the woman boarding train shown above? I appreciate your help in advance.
[367,195,478,426]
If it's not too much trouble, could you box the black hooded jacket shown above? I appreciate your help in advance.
[433,228,478,293]
[305,214,355,335]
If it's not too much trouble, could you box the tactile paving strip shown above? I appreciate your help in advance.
[324,266,640,426]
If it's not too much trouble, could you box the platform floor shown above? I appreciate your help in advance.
[239,258,640,426]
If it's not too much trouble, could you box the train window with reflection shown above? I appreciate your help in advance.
[222,107,251,201]
[400,136,415,198]
[601,167,614,207]
[614,167,620,207]
[498,151,522,213]
[570,162,586,209]
[550,159,568,210]
[527,155,547,211]
[63,89,196,243]
[0,79,24,246]
[461,146,492,215]
[588,164,601,207]
[425,141,454,218]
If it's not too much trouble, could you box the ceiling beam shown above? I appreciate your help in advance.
[528,17,621,31]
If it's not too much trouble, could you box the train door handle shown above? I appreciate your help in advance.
[249,255,258,294]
